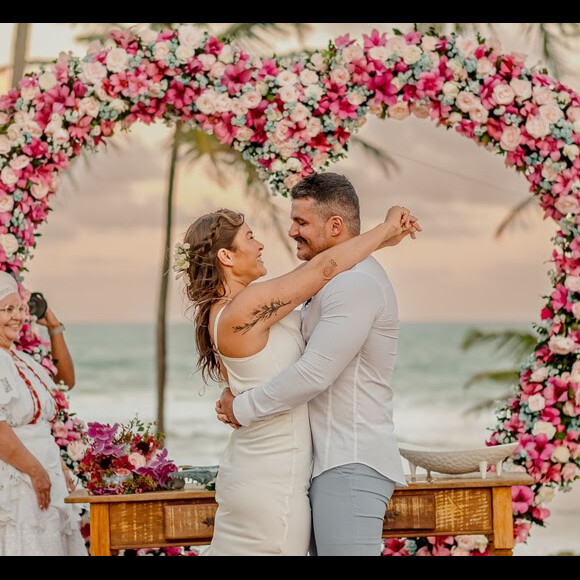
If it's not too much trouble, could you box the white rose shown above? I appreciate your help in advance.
[530,366,550,383]
[562,400,579,417]
[347,91,365,107]
[342,45,364,63]
[279,85,299,103]
[0,233,19,257]
[442,81,460,99]
[306,117,323,137]
[446,58,464,78]
[208,62,226,81]
[299,69,319,86]
[525,115,550,139]
[240,90,262,110]
[510,78,533,101]
[421,35,438,52]
[153,42,171,62]
[0,135,11,156]
[492,84,515,106]
[548,334,577,355]
[563,144,580,162]
[476,58,496,77]
[195,91,218,115]
[20,84,40,101]
[217,45,234,65]
[214,93,232,114]
[531,420,557,439]
[565,275,580,293]
[235,126,253,142]
[285,157,302,172]
[567,107,580,123]
[109,99,129,114]
[500,126,523,152]
[309,53,325,71]
[534,485,555,505]
[386,36,406,55]
[106,47,130,73]
[7,124,21,143]
[197,53,216,70]
[0,195,14,213]
[539,103,564,124]
[175,45,195,64]
[9,155,29,171]
[402,45,422,65]
[304,84,323,101]
[571,361,580,383]
[177,24,204,49]
[30,182,50,200]
[230,99,247,116]
[455,36,478,56]
[469,105,489,124]
[455,91,479,113]
[551,445,571,463]
[554,194,580,215]
[387,101,410,120]
[38,72,57,91]
[312,151,328,168]
[330,67,350,86]
[289,103,310,124]
[0,166,18,187]
[572,302,580,321]
[527,393,546,412]
[368,45,390,62]
[455,535,476,551]
[533,85,554,106]
[541,161,559,181]
[138,28,159,44]
[67,440,89,462]
[52,128,70,147]
[277,70,298,87]
[79,61,108,85]
[79,97,101,118]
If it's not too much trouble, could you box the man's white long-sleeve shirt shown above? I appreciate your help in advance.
[233,256,407,485]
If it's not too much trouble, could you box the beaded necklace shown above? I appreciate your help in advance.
[11,349,58,424]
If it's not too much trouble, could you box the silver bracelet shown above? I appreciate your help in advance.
[49,323,65,337]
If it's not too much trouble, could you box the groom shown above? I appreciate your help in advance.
[217,171,418,556]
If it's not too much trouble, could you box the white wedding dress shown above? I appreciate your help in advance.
[0,349,88,556]
[204,308,312,556]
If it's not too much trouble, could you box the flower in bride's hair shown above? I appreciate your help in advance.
[172,242,191,285]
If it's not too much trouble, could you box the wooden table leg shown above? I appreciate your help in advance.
[491,487,514,556]
[89,504,112,556]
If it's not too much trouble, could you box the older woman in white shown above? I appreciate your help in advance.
[0,271,87,556]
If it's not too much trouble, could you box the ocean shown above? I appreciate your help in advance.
[64,320,522,467]
[62,321,580,556]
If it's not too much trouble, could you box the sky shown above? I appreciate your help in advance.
[0,23,568,324]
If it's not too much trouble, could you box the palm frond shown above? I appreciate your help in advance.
[493,197,543,239]
[350,136,399,178]
[463,369,521,390]
[460,328,537,361]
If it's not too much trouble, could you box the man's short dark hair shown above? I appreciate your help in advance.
[290,172,361,235]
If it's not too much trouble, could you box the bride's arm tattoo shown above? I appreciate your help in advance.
[233,299,291,334]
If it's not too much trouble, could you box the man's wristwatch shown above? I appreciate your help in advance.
[48,323,66,337]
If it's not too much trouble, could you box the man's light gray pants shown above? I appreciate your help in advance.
[308,463,396,556]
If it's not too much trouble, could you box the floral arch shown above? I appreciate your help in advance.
[1,24,579,556]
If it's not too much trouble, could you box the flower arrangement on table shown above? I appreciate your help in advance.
[75,416,178,495]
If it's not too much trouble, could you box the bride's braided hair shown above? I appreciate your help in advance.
[182,209,245,383]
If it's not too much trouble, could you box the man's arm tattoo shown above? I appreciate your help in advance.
[233,299,291,334]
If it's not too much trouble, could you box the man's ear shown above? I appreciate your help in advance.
[328,216,344,237]
[217,248,233,266]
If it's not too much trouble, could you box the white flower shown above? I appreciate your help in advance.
[0,166,18,188]
[173,242,191,284]
[531,420,556,440]
[527,393,546,412]
[177,25,204,50]
[534,485,555,505]
[79,61,108,85]
[106,47,130,73]
[38,72,57,91]
[0,195,14,213]
[554,195,580,216]
[551,445,571,463]
[0,233,19,257]
[548,335,576,355]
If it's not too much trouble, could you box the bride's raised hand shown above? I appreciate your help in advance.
[379,206,421,248]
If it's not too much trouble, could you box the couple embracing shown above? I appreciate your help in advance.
[176,172,421,556]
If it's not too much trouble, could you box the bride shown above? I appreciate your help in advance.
[176,203,416,556]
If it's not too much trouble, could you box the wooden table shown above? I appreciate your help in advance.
[66,471,533,556]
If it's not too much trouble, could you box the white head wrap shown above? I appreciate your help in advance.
[0,271,19,301]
